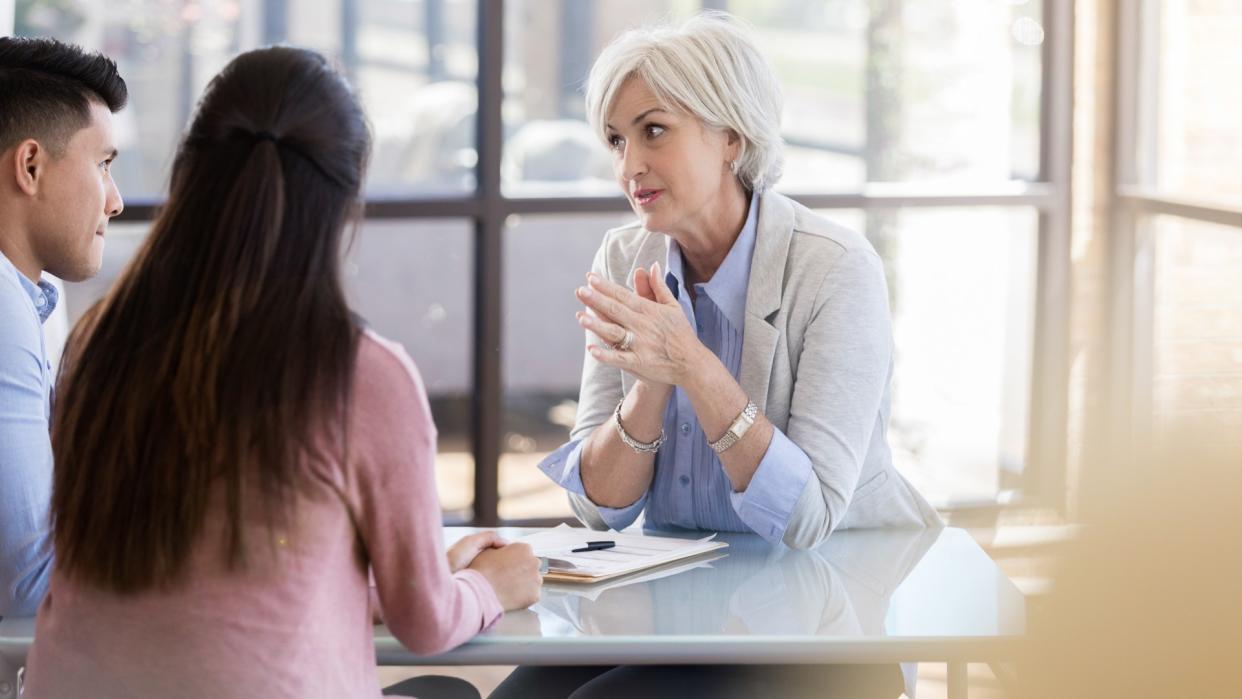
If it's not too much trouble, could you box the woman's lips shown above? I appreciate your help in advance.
[634,189,663,206]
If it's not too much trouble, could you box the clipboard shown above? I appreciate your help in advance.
[516,524,730,584]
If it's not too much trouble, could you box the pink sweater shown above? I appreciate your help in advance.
[23,330,503,697]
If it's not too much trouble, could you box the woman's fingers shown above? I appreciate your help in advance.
[576,282,637,326]
[587,342,636,371]
[473,530,507,548]
[586,272,648,312]
[447,532,499,572]
[577,311,628,346]
[633,266,655,301]
[649,261,677,305]
[576,265,702,387]
[575,288,619,326]
[588,339,671,388]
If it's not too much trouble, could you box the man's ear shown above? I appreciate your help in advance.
[10,139,44,197]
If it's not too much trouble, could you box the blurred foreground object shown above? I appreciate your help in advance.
[1016,423,1241,698]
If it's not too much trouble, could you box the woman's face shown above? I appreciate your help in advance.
[604,78,738,236]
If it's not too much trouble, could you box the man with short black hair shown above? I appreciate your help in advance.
[0,36,127,617]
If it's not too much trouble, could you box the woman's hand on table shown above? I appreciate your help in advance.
[575,262,705,387]
[446,531,508,573]
[469,542,543,611]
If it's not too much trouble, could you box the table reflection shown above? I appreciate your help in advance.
[531,527,941,639]
[525,527,940,698]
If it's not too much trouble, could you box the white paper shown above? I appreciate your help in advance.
[516,524,728,580]
[542,551,729,601]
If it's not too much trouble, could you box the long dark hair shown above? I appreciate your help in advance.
[51,47,371,593]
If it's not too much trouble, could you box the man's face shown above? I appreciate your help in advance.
[29,101,124,282]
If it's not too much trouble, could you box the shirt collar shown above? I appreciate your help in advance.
[664,190,759,329]
[0,249,59,323]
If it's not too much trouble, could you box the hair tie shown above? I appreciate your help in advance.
[245,129,343,187]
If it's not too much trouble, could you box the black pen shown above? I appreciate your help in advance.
[571,540,616,553]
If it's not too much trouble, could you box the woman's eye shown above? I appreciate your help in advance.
[645,124,665,138]
[607,134,624,150]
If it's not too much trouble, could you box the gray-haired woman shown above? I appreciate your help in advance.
[494,11,940,699]
[543,11,940,551]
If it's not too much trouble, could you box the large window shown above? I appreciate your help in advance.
[496,0,1064,515]
[15,0,1075,524]
[1113,0,1242,453]
[15,0,479,198]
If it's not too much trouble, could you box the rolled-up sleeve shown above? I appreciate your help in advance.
[537,230,652,532]
[729,429,813,543]
[538,440,647,531]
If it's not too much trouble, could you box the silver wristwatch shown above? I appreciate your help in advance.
[709,400,758,454]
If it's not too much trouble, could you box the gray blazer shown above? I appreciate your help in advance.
[569,190,942,548]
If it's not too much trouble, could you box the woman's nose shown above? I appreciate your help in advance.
[620,145,647,181]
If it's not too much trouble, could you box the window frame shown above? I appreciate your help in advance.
[12,0,1080,525]
[1107,0,1242,471]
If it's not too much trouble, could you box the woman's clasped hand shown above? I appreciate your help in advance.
[575,263,704,388]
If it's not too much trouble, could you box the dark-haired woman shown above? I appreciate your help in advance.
[22,47,540,698]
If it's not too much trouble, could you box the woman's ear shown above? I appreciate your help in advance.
[725,129,742,165]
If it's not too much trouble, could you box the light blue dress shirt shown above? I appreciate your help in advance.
[538,193,814,543]
[0,250,57,617]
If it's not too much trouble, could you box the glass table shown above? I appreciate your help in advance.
[1,526,1024,699]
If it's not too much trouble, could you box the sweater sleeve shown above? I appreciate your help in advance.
[346,330,503,655]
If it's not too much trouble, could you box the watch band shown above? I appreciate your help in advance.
[614,399,665,454]
[709,400,758,454]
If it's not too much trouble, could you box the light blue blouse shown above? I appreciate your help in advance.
[538,193,813,542]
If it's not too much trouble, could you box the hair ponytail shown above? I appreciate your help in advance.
[52,48,371,592]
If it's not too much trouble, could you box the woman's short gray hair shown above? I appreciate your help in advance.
[584,11,785,192]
